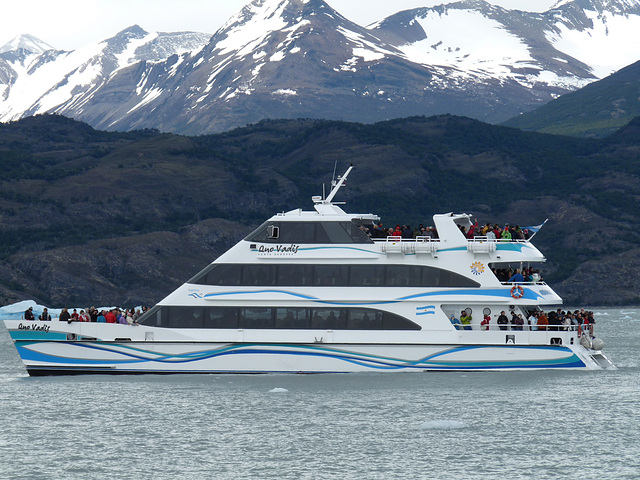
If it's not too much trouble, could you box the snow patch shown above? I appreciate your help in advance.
[272,88,297,96]
[546,9,640,78]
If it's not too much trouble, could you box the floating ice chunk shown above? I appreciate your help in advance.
[419,420,467,430]
[269,387,289,393]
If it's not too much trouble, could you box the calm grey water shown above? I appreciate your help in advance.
[1,308,638,480]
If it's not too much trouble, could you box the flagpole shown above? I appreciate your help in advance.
[528,218,548,240]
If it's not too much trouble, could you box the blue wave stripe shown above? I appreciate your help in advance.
[16,342,585,370]
[203,288,540,303]
[399,288,540,301]
[204,290,319,300]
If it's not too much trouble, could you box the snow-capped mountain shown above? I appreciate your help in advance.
[370,0,640,91]
[0,0,639,133]
[0,34,54,55]
[0,27,210,121]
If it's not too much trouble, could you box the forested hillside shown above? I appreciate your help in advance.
[1,114,640,306]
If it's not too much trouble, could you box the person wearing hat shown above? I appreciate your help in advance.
[24,306,35,321]
[501,224,512,242]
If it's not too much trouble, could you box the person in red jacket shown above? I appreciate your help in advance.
[105,310,117,323]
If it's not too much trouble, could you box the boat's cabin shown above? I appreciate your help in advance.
[246,219,374,244]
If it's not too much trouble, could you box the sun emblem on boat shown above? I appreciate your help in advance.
[470,262,485,275]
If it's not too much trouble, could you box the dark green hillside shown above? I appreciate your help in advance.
[503,60,640,138]
[1,113,640,306]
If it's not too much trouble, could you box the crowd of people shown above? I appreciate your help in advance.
[460,221,532,241]
[361,219,533,242]
[493,267,543,284]
[364,223,439,239]
[23,306,149,324]
[451,308,596,333]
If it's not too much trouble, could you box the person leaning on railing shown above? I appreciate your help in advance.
[460,310,472,330]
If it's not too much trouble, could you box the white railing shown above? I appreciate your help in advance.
[452,324,591,333]
[377,236,440,254]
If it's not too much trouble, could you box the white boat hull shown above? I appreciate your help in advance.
[6,320,610,374]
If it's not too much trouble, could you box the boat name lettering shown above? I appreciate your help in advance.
[258,244,299,254]
[17,322,50,333]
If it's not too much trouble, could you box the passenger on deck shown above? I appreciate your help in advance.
[528,311,538,331]
[449,313,461,329]
[537,312,549,331]
[105,310,117,323]
[97,311,107,323]
[501,225,512,241]
[466,219,479,239]
[39,308,51,321]
[24,306,35,320]
[481,313,490,331]
[71,309,79,321]
[510,311,522,330]
[508,269,524,284]
[548,311,561,331]
[497,311,509,330]
[59,308,71,323]
[460,310,472,330]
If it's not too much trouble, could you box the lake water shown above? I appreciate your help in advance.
[1,307,638,479]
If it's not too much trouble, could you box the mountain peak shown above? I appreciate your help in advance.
[0,34,55,55]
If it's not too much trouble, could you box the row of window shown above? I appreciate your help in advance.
[190,263,480,288]
[138,306,421,330]
[246,221,373,244]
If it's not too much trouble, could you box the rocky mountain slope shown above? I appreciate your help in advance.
[1,0,640,134]
[1,114,640,307]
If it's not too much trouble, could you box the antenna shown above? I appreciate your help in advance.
[324,164,353,204]
[331,160,338,188]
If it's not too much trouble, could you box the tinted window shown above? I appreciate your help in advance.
[190,264,480,288]
[247,221,373,244]
[314,265,349,286]
[243,265,276,286]
[350,265,385,287]
[276,265,314,286]
[387,265,422,287]
[138,306,420,330]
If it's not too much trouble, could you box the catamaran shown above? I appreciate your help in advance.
[3,166,614,374]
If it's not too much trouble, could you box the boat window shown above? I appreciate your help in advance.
[314,265,349,286]
[276,265,315,286]
[387,265,422,287]
[242,265,276,286]
[137,306,421,330]
[189,264,480,288]
[266,225,279,239]
[246,221,374,244]
[274,308,310,328]
[347,309,382,329]
[350,265,386,286]
[322,222,356,243]
[205,307,238,328]
[241,308,274,329]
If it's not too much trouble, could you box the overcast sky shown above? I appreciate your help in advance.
[1,0,559,51]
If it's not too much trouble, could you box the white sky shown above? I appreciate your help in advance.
[0,0,559,51]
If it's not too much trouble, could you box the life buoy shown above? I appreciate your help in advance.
[510,285,524,299]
